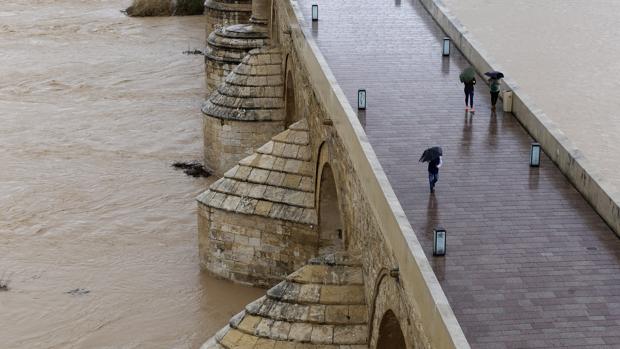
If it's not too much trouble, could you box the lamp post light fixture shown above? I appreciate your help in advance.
[357,89,366,110]
[312,4,319,21]
[530,142,541,167]
[442,37,451,56]
[433,227,446,256]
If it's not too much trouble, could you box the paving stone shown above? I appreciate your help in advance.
[296,0,620,347]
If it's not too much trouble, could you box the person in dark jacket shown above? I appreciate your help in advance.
[463,78,476,113]
[428,155,442,193]
[489,77,500,111]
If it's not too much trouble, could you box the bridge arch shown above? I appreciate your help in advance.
[316,142,345,253]
[368,268,419,349]
[377,310,407,349]
[284,56,299,127]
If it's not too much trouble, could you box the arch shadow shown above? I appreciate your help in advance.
[377,310,407,349]
[315,142,345,254]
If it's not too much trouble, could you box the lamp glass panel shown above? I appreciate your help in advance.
[443,39,450,55]
[358,90,366,109]
[434,230,446,255]
[531,144,540,166]
[312,5,318,20]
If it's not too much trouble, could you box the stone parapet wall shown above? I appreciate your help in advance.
[416,0,620,238]
[198,203,317,287]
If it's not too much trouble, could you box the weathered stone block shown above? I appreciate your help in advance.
[310,325,334,344]
[269,320,291,340]
[288,323,313,342]
[238,314,262,333]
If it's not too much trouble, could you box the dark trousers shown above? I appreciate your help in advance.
[491,91,499,106]
[464,90,474,107]
[429,172,439,190]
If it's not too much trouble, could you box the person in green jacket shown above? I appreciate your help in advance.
[489,77,500,111]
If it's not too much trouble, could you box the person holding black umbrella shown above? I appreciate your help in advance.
[484,71,504,111]
[460,67,476,113]
[419,147,443,193]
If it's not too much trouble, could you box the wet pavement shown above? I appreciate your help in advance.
[297,0,620,348]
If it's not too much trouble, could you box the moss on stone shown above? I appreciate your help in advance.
[173,0,205,15]
[124,0,203,17]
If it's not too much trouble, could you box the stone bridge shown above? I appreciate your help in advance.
[195,0,620,348]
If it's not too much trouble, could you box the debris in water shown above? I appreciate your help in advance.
[172,161,211,178]
[183,49,203,55]
[66,288,90,296]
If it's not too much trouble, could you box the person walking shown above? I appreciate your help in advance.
[428,155,442,193]
[484,71,504,111]
[460,66,476,113]
[489,77,500,111]
[419,147,443,193]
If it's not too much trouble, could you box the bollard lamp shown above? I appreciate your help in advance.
[530,143,541,167]
[433,228,446,256]
[357,89,366,110]
[312,4,319,21]
[442,37,451,56]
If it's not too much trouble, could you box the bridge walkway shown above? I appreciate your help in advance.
[296,0,620,348]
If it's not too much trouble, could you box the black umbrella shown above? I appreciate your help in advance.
[419,146,443,163]
[484,71,504,79]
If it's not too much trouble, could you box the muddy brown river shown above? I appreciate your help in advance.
[0,1,263,348]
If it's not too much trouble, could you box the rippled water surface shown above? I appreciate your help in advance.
[0,1,263,348]
[442,0,620,188]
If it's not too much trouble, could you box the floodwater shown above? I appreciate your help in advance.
[442,0,620,188]
[0,1,263,348]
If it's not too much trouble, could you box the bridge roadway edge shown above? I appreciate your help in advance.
[417,0,620,238]
[279,0,471,347]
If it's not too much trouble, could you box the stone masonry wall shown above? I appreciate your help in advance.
[205,59,237,96]
[204,0,252,38]
[270,2,433,347]
[203,117,283,176]
[195,0,466,346]
[198,202,318,287]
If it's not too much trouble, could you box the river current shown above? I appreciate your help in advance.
[0,1,263,348]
